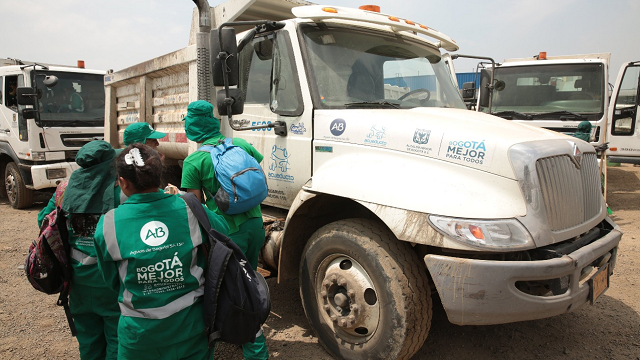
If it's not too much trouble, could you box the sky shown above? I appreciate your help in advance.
[1,0,638,81]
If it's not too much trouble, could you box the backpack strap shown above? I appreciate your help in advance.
[180,193,233,341]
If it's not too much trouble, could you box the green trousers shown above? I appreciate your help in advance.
[231,217,269,360]
[69,283,120,360]
[118,332,212,360]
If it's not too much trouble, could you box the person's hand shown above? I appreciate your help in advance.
[164,183,184,195]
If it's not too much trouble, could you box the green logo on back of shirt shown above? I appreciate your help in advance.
[140,221,169,246]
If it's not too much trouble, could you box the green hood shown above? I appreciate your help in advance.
[183,100,221,142]
[573,121,592,142]
[62,140,117,214]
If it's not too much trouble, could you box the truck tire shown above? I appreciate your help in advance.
[299,219,431,360]
[5,162,33,209]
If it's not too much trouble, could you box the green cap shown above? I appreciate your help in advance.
[123,122,166,146]
[183,100,221,143]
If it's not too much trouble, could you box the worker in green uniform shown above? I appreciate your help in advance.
[123,122,167,149]
[572,121,593,142]
[181,100,269,360]
[94,143,229,360]
[37,140,124,360]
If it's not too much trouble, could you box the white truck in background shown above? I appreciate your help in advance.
[0,58,105,208]
[463,52,611,147]
[607,61,640,164]
[105,1,622,359]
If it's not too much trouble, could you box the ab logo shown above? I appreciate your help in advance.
[330,119,346,136]
[140,221,169,246]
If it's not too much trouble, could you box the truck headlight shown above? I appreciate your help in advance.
[429,215,535,250]
[46,169,67,179]
[30,152,46,161]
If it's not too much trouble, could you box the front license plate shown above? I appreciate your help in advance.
[589,263,609,304]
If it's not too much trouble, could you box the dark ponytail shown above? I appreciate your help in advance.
[116,144,163,191]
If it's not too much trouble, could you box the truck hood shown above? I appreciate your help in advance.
[314,107,567,180]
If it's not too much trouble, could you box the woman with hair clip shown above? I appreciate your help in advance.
[37,140,125,360]
[93,143,229,360]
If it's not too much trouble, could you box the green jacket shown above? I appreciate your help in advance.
[94,190,229,349]
[38,185,127,286]
[181,135,264,234]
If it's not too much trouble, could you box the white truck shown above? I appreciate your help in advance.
[104,2,622,359]
[607,61,640,164]
[463,52,611,147]
[1,58,106,208]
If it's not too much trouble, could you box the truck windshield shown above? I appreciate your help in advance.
[487,63,604,120]
[299,23,465,110]
[34,71,104,126]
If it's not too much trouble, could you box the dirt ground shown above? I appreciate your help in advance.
[1,165,639,360]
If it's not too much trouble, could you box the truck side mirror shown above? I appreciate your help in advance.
[211,28,239,86]
[216,88,245,115]
[16,87,37,106]
[462,82,475,100]
[478,69,492,108]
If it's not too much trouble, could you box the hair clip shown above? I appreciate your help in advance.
[124,148,145,167]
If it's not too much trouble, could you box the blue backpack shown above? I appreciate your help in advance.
[198,138,268,214]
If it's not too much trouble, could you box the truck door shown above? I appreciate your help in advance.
[0,74,27,143]
[232,29,311,208]
[609,62,640,162]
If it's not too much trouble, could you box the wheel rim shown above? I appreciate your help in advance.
[5,171,16,204]
[315,255,380,344]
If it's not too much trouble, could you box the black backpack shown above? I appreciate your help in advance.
[181,193,271,346]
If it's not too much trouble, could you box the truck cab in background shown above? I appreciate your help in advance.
[0,58,105,208]
[465,53,610,147]
[607,61,640,164]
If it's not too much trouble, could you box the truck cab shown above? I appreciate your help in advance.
[104,2,622,360]
[0,59,105,208]
[468,53,610,147]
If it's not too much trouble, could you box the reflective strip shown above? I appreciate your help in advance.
[120,287,204,319]
[102,210,122,261]
[71,248,97,265]
[184,198,205,287]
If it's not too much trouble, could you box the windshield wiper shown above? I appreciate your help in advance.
[40,120,99,127]
[345,101,401,109]
[492,110,532,120]
[530,110,586,121]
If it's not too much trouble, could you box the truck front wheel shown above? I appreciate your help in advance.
[5,162,33,209]
[299,219,432,360]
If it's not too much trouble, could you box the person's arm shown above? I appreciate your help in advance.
[181,159,204,202]
[37,193,57,227]
[94,214,122,293]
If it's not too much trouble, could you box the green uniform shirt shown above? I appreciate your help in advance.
[181,135,264,234]
[38,185,127,286]
[94,190,229,349]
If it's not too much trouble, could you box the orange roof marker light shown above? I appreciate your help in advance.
[77,60,85,69]
[537,51,547,60]
[419,24,429,30]
[359,5,380,12]
[388,16,400,22]
[322,7,338,13]
[404,19,415,25]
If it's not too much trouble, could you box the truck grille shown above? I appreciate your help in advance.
[536,153,602,232]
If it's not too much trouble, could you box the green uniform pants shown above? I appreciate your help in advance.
[69,283,120,360]
[118,332,212,360]
[231,217,269,360]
